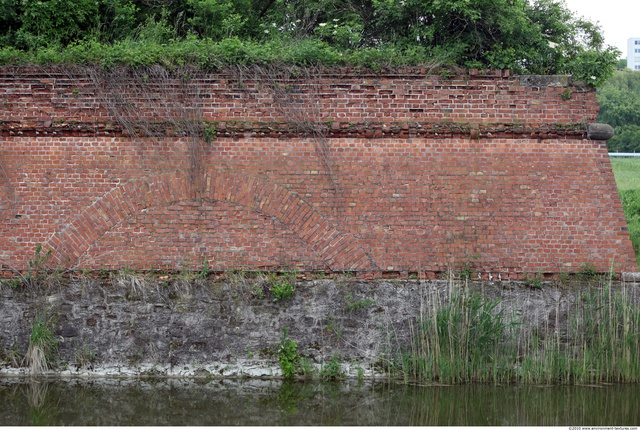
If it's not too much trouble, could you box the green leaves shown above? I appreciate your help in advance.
[186,0,247,40]
[598,70,640,152]
[17,0,99,49]
[0,0,620,86]
[277,329,300,380]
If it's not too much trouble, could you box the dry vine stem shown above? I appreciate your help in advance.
[228,64,340,198]
[88,64,341,201]
[87,64,209,198]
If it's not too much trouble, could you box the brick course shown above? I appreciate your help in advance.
[0,66,636,277]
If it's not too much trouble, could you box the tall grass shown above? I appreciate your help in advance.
[401,275,519,384]
[24,314,58,375]
[398,275,640,385]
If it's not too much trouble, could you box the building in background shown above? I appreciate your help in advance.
[628,38,640,70]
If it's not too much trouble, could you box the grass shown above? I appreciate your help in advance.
[399,276,518,384]
[610,157,640,267]
[24,314,59,375]
[393,274,640,385]
[610,157,640,191]
[0,37,448,71]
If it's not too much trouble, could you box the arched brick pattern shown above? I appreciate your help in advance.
[45,169,375,271]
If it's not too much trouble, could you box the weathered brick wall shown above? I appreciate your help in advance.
[0,66,636,277]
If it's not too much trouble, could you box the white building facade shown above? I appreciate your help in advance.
[628,38,640,70]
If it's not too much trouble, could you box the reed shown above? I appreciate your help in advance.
[399,274,640,385]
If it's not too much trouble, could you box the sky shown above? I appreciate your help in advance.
[562,0,640,58]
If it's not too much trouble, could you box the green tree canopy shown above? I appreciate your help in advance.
[598,70,640,152]
[0,0,620,85]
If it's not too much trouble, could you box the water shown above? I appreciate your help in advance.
[1,377,639,426]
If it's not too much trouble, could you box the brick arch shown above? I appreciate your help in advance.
[45,169,375,271]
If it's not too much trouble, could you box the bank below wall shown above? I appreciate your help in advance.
[2,275,639,380]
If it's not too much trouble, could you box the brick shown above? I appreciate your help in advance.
[0,66,635,276]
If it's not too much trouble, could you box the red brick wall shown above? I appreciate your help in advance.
[0,67,636,277]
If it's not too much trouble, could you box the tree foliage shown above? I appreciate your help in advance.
[0,0,620,85]
[598,70,640,152]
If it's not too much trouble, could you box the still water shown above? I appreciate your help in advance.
[1,377,639,426]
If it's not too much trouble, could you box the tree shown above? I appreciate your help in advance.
[0,0,21,47]
[598,70,640,152]
[16,0,99,49]
[256,0,619,84]
[0,0,621,85]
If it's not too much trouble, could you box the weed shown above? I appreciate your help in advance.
[577,263,598,281]
[194,257,210,280]
[522,271,543,289]
[277,328,299,380]
[561,88,573,101]
[558,271,569,285]
[246,347,255,359]
[258,346,276,358]
[459,265,472,281]
[269,272,296,302]
[1,278,21,289]
[24,244,63,291]
[299,356,316,378]
[344,294,376,312]
[228,270,268,299]
[440,68,452,80]
[325,315,343,340]
[1,342,21,367]
[459,254,479,280]
[112,268,147,300]
[74,341,96,370]
[321,354,343,381]
[202,121,217,143]
[24,313,59,374]
[251,283,265,300]
[341,270,354,278]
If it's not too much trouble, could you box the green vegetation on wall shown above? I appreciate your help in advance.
[0,0,619,86]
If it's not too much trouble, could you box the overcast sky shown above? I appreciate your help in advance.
[562,0,640,57]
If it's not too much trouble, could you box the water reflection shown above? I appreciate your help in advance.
[23,380,59,426]
[0,378,638,426]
